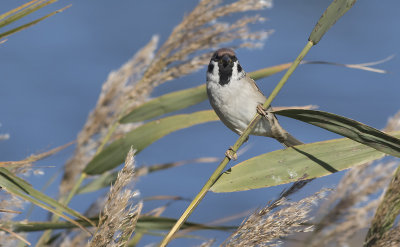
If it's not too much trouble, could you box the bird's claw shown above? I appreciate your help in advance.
[225,146,237,160]
[257,104,268,117]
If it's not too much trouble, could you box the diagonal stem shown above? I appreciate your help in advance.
[159,40,314,247]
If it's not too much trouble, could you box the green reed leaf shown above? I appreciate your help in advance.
[85,110,219,175]
[0,168,94,233]
[0,5,70,40]
[309,0,357,44]
[120,63,292,124]
[275,109,400,158]
[211,131,400,193]
[11,216,234,232]
[120,84,207,123]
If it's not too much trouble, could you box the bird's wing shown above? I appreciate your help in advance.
[244,74,274,110]
[246,74,264,95]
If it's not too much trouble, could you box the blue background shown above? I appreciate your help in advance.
[1,0,399,246]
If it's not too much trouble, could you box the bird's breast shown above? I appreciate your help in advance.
[207,78,270,135]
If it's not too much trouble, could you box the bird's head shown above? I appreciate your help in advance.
[207,48,244,86]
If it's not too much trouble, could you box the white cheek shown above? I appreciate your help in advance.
[231,62,244,81]
[207,61,220,83]
[231,63,238,80]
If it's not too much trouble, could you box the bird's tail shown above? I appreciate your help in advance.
[282,133,303,147]
[266,113,303,147]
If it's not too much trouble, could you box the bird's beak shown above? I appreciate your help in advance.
[220,55,231,68]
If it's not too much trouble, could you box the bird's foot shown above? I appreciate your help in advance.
[225,146,237,161]
[257,104,268,117]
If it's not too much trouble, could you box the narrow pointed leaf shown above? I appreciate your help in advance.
[0,0,56,28]
[85,110,219,175]
[11,219,99,232]
[77,171,118,194]
[136,216,235,231]
[309,0,357,44]
[120,63,292,124]
[248,63,292,81]
[274,109,400,158]
[0,0,37,21]
[120,84,207,123]
[0,168,94,232]
[79,157,218,194]
[211,131,400,193]
[0,5,70,40]
[11,216,235,232]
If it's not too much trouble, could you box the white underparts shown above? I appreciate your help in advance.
[206,61,274,137]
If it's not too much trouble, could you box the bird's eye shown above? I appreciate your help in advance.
[211,53,219,61]
[208,63,214,73]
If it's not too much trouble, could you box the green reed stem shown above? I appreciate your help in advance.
[159,40,314,247]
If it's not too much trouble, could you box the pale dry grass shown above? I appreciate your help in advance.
[303,110,400,247]
[364,111,400,246]
[223,190,327,247]
[89,148,142,247]
[54,0,274,244]
[384,110,400,132]
[0,131,9,141]
[0,144,73,245]
[306,161,397,247]
[0,192,26,246]
[60,0,273,197]
[197,239,216,247]
[60,37,158,195]
[11,1,400,246]
[374,225,400,247]
[220,110,400,247]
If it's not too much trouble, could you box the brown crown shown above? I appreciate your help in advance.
[215,48,236,57]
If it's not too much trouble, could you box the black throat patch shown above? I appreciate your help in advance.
[209,48,238,86]
[218,63,233,86]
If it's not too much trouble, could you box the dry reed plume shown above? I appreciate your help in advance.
[221,111,400,247]
[373,225,400,247]
[56,0,273,245]
[4,1,399,246]
[303,111,400,247]
[306,160,397,247]
[0,144,73,246]
[60,0,273,196]
[0,193,27,246]
[223,190,327,247]
[89,148,142,247]
[60,37,158,195]
[0,127,9,141]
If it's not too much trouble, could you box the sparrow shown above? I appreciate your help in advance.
[206,48,302,149]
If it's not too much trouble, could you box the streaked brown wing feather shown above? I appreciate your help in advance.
[244,74,275,111]
[245,74,265,96]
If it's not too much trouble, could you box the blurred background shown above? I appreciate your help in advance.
[1,0,399,245]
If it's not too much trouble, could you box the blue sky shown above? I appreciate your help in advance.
[1,0,399,245]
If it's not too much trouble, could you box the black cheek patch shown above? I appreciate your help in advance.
[208,63,214,73]
[237,64,242,73]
